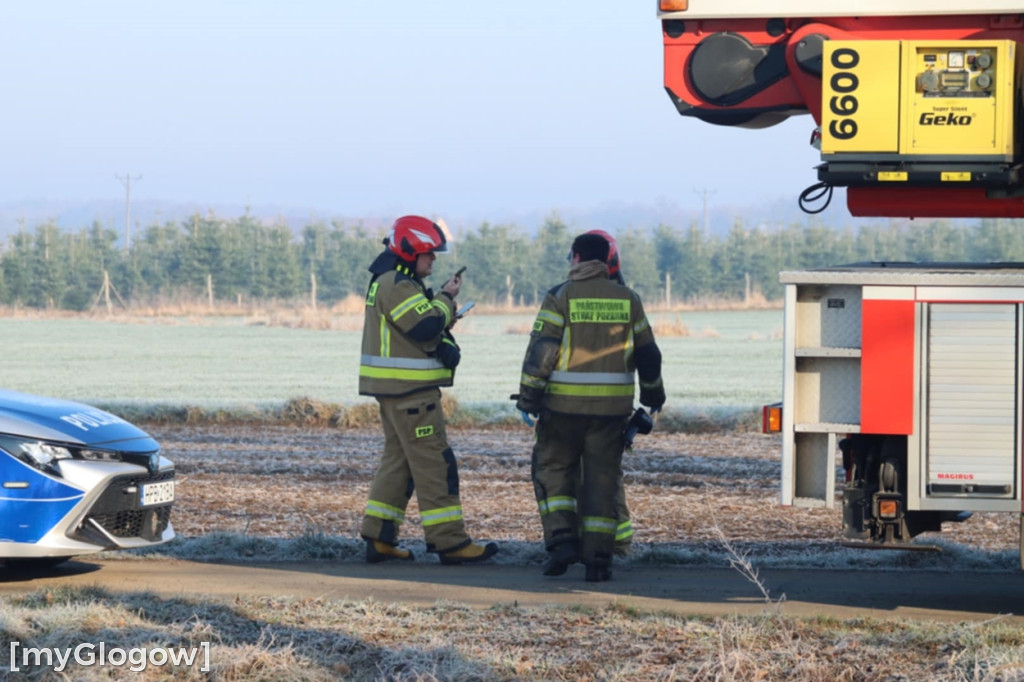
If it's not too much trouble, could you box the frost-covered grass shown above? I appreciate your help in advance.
[0,310,782,414]
[3,580,1024,681]
[113,533,1022,574]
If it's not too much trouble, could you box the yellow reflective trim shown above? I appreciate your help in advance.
[366,281,379,306]
[535,310,564,328]
[431,299,452,327]
[557,327,571,371]
[633,316,650,334]
[421,505,463,526]
[521,373,546,389]
[549,370,633,384]
[615,520,634,542]
[379,316,390,357]
[538,496,576,516]
[624,325,635,367]
[359,366,452,381]
[569,298,629,324]
[582,516,618,534]
[390,292,429,320]
[365,499,406,522]
[546,383,634,397]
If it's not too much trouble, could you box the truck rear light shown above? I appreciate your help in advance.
[878,499,899,519]
[762,403,782,433]
[660,0,688,10]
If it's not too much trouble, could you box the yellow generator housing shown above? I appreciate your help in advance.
[819,40,1021,188]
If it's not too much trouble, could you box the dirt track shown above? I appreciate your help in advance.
[6,424,1023,622]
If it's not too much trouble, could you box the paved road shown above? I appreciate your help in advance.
[1,559,1022,623]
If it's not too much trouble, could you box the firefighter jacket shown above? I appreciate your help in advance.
[518,260,664,417]
[359,254,457,397]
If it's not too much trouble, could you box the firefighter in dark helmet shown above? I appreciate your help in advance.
[517,232,664,582]
[358,215,498,565]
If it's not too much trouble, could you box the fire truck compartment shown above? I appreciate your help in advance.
[780,262,1024,514]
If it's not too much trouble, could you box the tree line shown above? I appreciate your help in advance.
[4,212,1024,311]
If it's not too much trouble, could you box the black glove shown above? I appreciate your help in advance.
[435,333,460,369]
[513,388,543,416]
[639,384,665,413]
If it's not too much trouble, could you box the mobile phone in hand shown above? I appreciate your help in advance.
[456,301,475,318]
[454,266,467,278]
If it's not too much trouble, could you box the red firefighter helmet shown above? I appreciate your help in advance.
[585,229,620,276]
[387,215,449,261]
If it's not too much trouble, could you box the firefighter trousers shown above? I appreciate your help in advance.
[531,411,628,567]
[579,462,633,552]
[360,388,471,554]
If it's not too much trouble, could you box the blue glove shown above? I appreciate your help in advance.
[520,411,535,427]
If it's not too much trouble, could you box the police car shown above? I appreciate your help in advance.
[0,389,174,567]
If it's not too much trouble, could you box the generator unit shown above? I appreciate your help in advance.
[818,40,1022,191]
[658,3,1024,217]
[775,262,1024,563]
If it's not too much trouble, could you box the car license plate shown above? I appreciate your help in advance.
[141,481,175,507]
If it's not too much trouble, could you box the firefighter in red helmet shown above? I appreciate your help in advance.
[584,229,634,556]
[586,229,623,284]
[358,215,499,565]
[517,232,665,582]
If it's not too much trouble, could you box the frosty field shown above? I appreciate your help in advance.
[0,309,783,413]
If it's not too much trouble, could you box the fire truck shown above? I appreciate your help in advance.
[658,1,1024,564]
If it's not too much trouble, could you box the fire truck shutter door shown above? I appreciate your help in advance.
[925,303,1017,497]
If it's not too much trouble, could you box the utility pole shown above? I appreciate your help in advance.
[116,173,142,251]
[694,188,716,236]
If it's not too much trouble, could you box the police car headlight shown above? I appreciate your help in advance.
[17,441,73,470]
[78,449,122,462]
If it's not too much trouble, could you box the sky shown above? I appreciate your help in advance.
[0,2,831,231]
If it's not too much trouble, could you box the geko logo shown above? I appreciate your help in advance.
[919,112,974,126]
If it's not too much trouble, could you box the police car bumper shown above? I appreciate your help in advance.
[0,455,176,559]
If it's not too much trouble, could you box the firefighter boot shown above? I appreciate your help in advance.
[585,552,613,582]
[439,541,499,565]
[365,539,415,564]
[542,542,580,577]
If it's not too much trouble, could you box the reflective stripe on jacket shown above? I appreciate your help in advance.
[520,260,658,416]
[359,265,455,396]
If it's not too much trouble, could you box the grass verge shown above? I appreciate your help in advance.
[97,396,764,433]
[3,584,1024,681]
